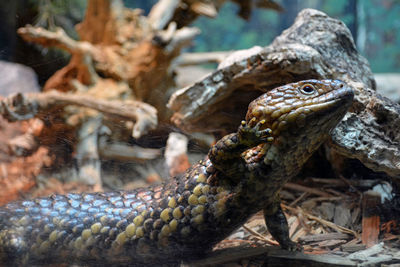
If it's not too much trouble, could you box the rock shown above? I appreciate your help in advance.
[0,61,40,96]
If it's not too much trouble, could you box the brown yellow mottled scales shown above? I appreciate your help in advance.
[0,80,353,266]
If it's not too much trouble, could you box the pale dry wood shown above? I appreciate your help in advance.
[242,224,278,246]
[317,239,347,248]
[75,116,103,188]
[347,242,384,260]
[98,142,161,161]
[163,26,201,55]
[17,25,99,55]
[357,255,394,267]
[341,243,366,253]
[18,25,100,91]
[0,91,158,138]
[299,233,351,243]
[165,132,190,177]
[176,51,232,66]
[148,0,180,30]
[190,2,218,17]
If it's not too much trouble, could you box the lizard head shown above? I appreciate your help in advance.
[246,79,354,145]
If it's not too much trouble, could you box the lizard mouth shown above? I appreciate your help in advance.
[306,85,354,115]
[245,79,354,137]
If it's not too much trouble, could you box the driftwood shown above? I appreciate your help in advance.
[0,0,281,179]
[168,8,400,178]
[0,91,158,139]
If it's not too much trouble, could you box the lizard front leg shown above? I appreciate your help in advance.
[208,118,273,177]
[263,195,301,251]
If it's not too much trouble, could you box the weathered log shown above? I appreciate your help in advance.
[0,90,158,139]
[168,9,400,177]
[330,84,400,177]
[187,246,358,267]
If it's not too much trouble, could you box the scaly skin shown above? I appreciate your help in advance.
[0,80,353,266]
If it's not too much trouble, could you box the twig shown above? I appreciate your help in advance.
[307,177,378,188]
[282,204,359,237]
[98,141,161,162]
[190,2,218,17]
[339,175,362,195]
[300,196,343,202]
[289,191,309,207]
[242,224,278,246]
[324,188,350,198]
[164,26,200,54]
[284,182,334,198]
[148,0,180,30]
[18,25,99,56]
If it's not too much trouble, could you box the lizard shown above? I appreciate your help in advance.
[0,79,354,266]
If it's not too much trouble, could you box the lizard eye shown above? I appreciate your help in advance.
[300,84,315,95]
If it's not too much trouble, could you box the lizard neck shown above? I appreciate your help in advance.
[232,133,328,208]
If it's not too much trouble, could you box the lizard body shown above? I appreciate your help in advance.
[0,80,353,266]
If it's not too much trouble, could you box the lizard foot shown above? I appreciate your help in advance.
[280,240,303,252]
[238,118,273,146]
